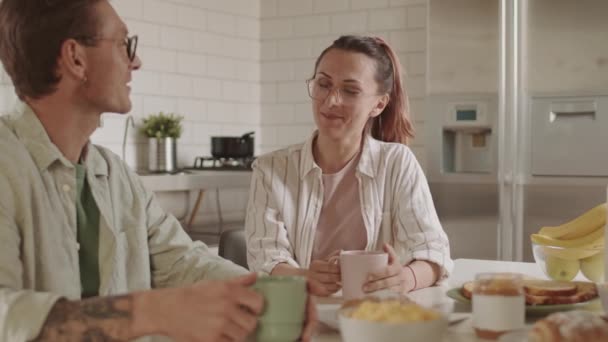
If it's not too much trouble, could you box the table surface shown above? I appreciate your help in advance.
[312,258,604,342]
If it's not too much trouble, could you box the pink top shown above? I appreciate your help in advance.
[311,154,368,261]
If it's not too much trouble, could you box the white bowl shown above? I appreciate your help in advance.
[338,306,448,342]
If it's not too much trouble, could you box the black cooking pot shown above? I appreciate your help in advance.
[211,132,254,158]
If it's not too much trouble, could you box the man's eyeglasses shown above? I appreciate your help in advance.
[75,35,139,62]
[306,78,383,106]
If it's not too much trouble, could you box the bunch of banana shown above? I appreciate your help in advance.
[530,203,607,282]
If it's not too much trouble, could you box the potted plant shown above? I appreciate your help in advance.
[141,112,183,172]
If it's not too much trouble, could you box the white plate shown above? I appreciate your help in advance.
[317,303,340,330]
[498,328,530,342]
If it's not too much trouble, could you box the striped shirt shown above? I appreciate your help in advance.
[245,132,453,278]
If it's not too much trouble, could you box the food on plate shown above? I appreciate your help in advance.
[528,310,608,342]
[460,279,598,305]
[343,297,440,323]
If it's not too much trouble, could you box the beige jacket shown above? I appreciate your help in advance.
[0,104,246,341]
[245,132,453,278]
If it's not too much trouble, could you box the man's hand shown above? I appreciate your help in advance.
[362,243,415,295]
[152,273,264,342]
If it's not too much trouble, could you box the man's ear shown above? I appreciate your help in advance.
[57,39,88,81]
[370,94,390,118]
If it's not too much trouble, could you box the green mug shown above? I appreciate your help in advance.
[251,275,307,342]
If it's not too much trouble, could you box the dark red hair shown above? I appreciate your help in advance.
[313,35,415,145]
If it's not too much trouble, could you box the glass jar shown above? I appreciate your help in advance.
[472,273,525,340]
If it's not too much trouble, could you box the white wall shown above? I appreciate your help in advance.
[428,0,498,95]
[527,0,608,94]
[0,0,261,230]
[259,0,430,169]
[98,0,261,170]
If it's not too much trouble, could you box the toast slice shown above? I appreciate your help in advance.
[459,280,598,306]
[526,282,598,306]
[524,279,578,297]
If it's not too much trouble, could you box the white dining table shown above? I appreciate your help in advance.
[312,258,604,342]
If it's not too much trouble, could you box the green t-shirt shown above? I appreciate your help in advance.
[75,163,100,298]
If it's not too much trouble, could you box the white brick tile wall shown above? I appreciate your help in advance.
[160,26,195,51]
[277,38,313,59]
[143,0,178,25]
[138,47,177,73]
[294,103,315,124]
[207,12,237,36]
[293,16,330,37]
[293,59,315,80]
[261,41,278,60]
[192,32,224,54]
[235,61,261,82]
[331,12,368,34]
[261,19,294,39]
[207,102,237,123]
[131,70,161,95]
[407,6,427,28]
[261,83,277,103]
[407,52,426,76]
[177,99,207,120]
[351,0,390,10]
[160,74,193,97]
[261,0,277,18]
[177,6,207,30]
[193,78,222,99]
[261,104,295,124]
[236,17,260,39]
[313,0,349,14]
[277,0,313,17]
[369,8,407,31]
[391,0,427,6]
[276,81,309,103]
[389,30,426,52]
[143,96,178,115]
[177,52,207,76]
[206,55,238,79]
[261,61,295,82]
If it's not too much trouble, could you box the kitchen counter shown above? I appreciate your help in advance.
[137,170,252,192]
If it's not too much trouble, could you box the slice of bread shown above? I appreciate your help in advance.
[459,279,598,306]
[524,280,578,297]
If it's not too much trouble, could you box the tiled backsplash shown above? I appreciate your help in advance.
[259,0,429,170]
[0,0,429,230]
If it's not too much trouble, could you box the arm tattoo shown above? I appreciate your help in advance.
[33,295,135,342]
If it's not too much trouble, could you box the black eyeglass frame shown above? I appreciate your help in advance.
[74,35,139,62]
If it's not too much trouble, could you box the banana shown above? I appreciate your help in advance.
[531,225,605,249]
[538,203,607,239]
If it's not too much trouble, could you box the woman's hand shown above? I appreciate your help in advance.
[362,243,415,295]
[306,250,341,297]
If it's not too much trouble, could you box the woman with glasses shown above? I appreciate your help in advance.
[245,35,452,296]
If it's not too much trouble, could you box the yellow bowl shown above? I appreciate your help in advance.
[531,242,604,282]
